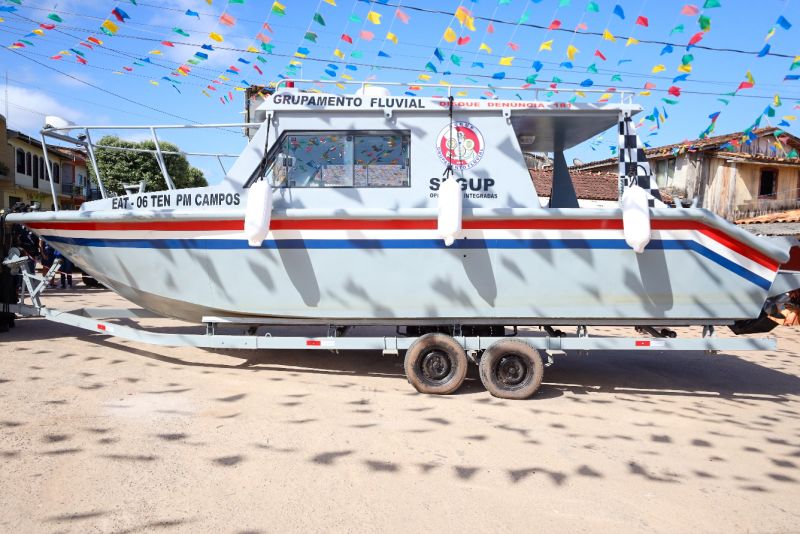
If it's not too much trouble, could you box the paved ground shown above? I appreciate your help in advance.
[1,287,799,533]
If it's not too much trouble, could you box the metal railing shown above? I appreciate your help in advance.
[39,122,263,211]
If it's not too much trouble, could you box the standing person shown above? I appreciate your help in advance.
[39,238,55,287]
[53,249,73,289]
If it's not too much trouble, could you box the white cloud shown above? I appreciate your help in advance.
[1,84,85,135]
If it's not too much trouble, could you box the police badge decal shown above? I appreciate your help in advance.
[435,121,486,170]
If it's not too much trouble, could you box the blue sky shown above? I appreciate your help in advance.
[1,0,798,183]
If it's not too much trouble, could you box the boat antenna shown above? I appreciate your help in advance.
[443,95,454,181]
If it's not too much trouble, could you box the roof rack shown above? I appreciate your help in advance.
[274,78,636,104]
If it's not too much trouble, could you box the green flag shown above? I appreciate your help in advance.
[313,12,326,26]
[47,13,63,23]
[703,0,721,7]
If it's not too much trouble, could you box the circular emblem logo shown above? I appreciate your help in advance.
[436,121,485,170]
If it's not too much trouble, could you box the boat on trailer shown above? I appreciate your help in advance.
[4,80,800,399]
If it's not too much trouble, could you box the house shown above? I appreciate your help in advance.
[530,169,622,208]
[571,127,800,220]
[0,113,97,211]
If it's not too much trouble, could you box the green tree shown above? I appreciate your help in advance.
[88,135,208,195]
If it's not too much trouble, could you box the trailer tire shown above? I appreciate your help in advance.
[479,339,544,400]
[404,333,468,395]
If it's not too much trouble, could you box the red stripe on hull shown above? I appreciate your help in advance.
[27,217,778,270]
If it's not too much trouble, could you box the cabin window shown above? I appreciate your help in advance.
[759,169,777,198]
[270,131,410,188]
[15,149,25,173]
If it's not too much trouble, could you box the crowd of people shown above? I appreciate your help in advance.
[4,225,75,290]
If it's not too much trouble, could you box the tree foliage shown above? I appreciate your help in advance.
[88,135,207,195]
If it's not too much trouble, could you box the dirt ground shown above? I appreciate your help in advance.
[1,287,799,533]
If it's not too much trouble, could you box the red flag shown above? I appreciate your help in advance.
[76,56,87,65]
[263,22,273,33]
[254,65,263,75]
[395,8,409,24]
[507,42,519,51]
[644,82,657,89]
[256,33,271,43]
[457,36,470,45]
[161,41,174,47]
[123,66,133,71]
[87,36,102,45]
[594,49,607,61]
[688,32,704,46]
[79,42,93,49]
[548,20,561,30]
[341,33,353,44]
[635,16,649,27]
[50,55,62,60]
[487,23,494,33]
[737,81,754,91]
[668,86,681,97]
[40,23,55,30]
[207,85,217,91]
[681,4,699,15]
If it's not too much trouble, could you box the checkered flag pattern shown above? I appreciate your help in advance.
[618,114,666,208]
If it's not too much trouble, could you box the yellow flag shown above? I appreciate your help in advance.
[443,27,456,43]
[294,51,306,58]
[366,11,381,24]
[479,42,492,53]
[333,48,344,59]
[386,32,397,44]
[499,56,514,66]
[341,73,353,80]
[602,29,616,42]
[625,37,639,47]
[0,17,4,22]
[454,7,475,30]
[219,75,230,81]
[783,115,797,121]
[246,45,259,53]
[677,63,692,73]
[149,80,159,86]
[745,70,754,84]
[539,40,553,51]
[289,60,302,66]
[651,64,665,73]
[566,44,578,60]
[639,91,651,96]
[576,91,585,97]
[418,73,431,81]
[59,50,71,55]
[323,0,336,4]
[598,93,612,101]
[32,29,44,36]
[456,91,467,96]
[149,49,162,55]
[774,94,781,106]
[439,80,451,86]
[209,32,223,42]
[101,19,118,34]
[336,83,345,90]
[234,87,245,91]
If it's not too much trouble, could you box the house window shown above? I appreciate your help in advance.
[32,155,39,181]
[15,149,25,173]
[654,158,676,187]
[40,158,46,182]
[269,131,411,188]
[25,152,31,175]
[51,162,60,184]
[759,169,777,198]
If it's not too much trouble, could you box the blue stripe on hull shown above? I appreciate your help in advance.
[41,235,773,290]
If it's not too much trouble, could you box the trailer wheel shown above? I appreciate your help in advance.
[479,339,544,400]
[404,333,468,395]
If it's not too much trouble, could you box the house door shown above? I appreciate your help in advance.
[759,169,777,198]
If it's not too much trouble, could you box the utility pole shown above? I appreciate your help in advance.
[4,70,8,122]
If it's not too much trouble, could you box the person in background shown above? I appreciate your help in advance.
[39,238,56,287]
[53,249,73,289]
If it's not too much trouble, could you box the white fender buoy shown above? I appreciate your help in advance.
[620,185,651,254]
[244,180,273,247]
[438,177,463,247]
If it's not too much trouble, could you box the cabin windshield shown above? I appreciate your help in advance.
[265,130,411,188]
